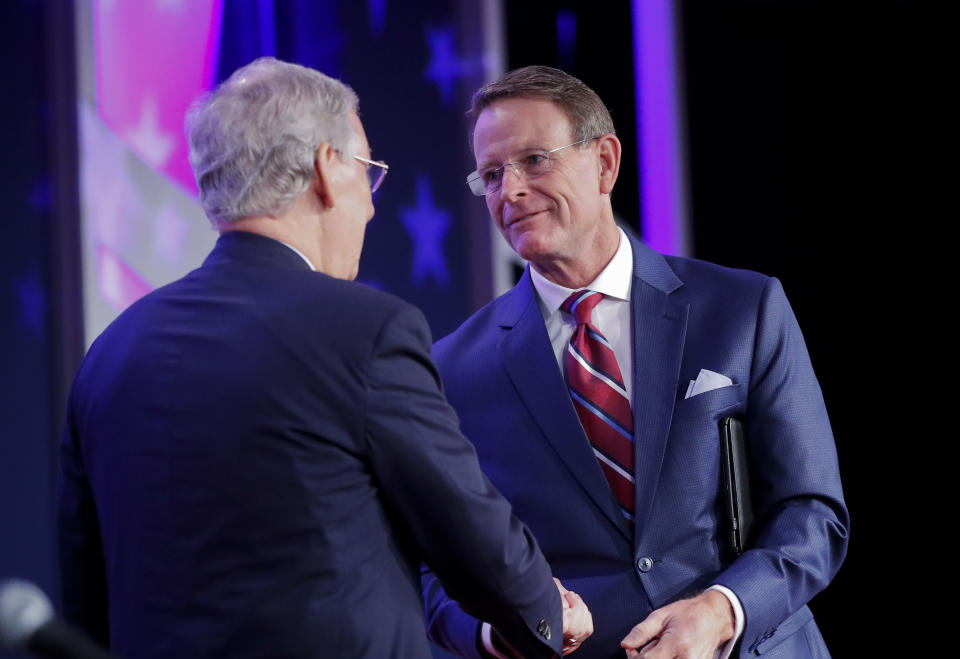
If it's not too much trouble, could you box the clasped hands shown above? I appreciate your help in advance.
[554,578,593,656]
[487,578,592,658]
[495,581,732,658]
[557,582,733,658]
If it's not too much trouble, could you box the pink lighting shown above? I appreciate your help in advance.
[93,0,224,194]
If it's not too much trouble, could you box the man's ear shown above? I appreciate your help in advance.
[596,133,621,195]
[313,143,341,209]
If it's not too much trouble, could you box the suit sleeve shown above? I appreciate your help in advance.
[713,277,849,653]
[362,304,562,659]
[57,387,110,647]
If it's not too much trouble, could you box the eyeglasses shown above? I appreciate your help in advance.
[466,137,597,196]
[353,155,389,193]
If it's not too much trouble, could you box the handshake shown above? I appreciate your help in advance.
[487,578,593,658]
[490,580,736,658]
[554,578,593,656]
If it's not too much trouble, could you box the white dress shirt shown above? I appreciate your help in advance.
[279,240,316,271]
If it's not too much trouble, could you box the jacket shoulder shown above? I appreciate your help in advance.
[662,253,772,293]
[433,287,523,367]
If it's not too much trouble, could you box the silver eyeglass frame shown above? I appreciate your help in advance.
[354,155,389,193]
[465,137,597,196]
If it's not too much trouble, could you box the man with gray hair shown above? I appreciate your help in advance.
[58,57,591,659]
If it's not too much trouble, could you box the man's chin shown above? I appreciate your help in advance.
[509,237,555,266]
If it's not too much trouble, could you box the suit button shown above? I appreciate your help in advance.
[637,557,653,572]
[537,618,551,640]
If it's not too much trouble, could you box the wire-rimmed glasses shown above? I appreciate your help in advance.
[354,155,389,193]
[465,137,597,196]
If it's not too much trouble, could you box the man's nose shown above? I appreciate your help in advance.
[499,163,527,200]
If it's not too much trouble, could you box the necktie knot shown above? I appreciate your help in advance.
[562,290,603,325]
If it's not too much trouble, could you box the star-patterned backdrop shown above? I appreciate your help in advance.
[76,0,495,346]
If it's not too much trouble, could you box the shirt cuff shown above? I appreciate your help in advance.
[707,584,744,659]
[480,622,514,659]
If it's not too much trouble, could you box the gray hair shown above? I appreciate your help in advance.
[468,65,615,144]
[186,57,359,226]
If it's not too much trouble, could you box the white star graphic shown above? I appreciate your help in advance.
[122,97,175,169]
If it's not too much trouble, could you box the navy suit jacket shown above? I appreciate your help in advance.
[424,233,848,658]
[58,231,562,659]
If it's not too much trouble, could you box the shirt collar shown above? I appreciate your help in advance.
[530,227,634,314]
[278,241,316,271]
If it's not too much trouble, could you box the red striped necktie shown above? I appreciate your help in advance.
[561,290,635,520]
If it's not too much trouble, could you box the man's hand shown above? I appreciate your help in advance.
[620,590,734,658]
[554,578,593,655]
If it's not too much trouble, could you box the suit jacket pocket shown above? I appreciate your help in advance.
[673,383,744,419]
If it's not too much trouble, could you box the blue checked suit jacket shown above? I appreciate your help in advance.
[423,232,848,658]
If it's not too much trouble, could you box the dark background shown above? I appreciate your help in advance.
[3,1,950,656]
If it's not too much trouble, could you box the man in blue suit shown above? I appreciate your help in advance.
[57,58,593,659]
[423,66,848,658]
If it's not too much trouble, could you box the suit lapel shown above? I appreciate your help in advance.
[497,271,633,541]
[626,237,687,535]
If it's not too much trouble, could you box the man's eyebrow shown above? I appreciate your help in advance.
[477,145,548,170]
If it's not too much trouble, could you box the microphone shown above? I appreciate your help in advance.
[0,579,115,659]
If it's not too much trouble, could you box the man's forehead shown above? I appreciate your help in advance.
[473,98,572,163]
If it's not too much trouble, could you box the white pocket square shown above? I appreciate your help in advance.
[684,368,733,399]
